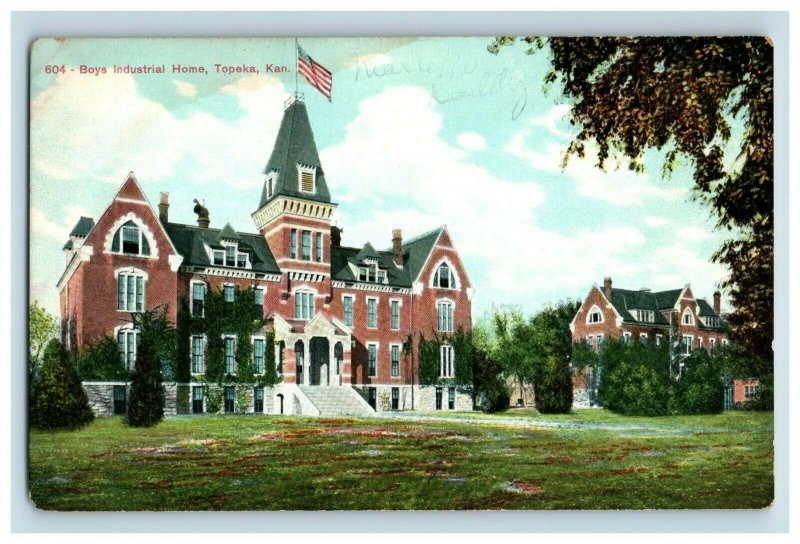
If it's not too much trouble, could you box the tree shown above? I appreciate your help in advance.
[76,336,131,381]
[489,37,773,363]
[29,301,58,378]
[492,307,532,405]
[676,349,724,415]
[126,309,173,427]
[29,339,94,430]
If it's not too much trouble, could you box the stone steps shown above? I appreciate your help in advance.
[298,385,375,417]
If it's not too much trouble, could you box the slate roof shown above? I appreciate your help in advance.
[163,223,280,275]
[331,226,443,289]
[217,222,241,242]
[606,286,725,330]
[355,242,379,261]
[63,216,95,249]
[258,100,331,208]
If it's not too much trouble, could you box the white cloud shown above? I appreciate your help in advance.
[30,207,69,240]
[528,104,573,140]
[456,131,486,152]
[350,53,392,69]
[644,216,670,228]
[173,79,198,98]
[30,72,289,188]
[505,131,688,207]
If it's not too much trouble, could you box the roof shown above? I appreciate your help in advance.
[606,286,724,329]
[355,242,379,261]
[331,226,444,289]
[217,222,241,242]
[163,223,280,275]
[69,216,95,237]
[258,100,331,208]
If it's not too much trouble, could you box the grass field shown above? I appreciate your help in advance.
[28,409,773,511]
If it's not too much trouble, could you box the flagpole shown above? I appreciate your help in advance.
[294,37,299,96]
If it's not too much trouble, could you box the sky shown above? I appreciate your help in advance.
[29,37,736,321]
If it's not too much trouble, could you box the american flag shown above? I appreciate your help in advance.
[297,44,332,101]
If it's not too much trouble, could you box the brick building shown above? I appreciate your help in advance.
[58,96,474,417]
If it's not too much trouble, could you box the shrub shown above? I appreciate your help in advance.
[77,336,130,381]
[127,330,165,427]
[599,340,674,416]
[481,376,510,413]
[676,349,724,414]
[206,387,223,414]
[534,355,573,414]
[29,339,94,430]
[744,375,773,411]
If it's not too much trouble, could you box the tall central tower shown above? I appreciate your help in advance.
[252,96,337,300]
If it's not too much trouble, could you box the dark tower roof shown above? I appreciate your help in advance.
[258,99,331,208]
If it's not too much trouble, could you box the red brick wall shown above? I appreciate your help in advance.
[734,378,760,405]
[571,286,620,347]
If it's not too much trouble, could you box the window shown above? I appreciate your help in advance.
[254,387,264,413]
[435,263,455,289]
[300,170,314,193]
[191,282,206,317]
[390,300,400,330]
[367,344,377,377]
[440,344,454,378]
[225,245,236,267]
[656,334,663,346]
[266,174,274,199]
[448,387,456,410]
[111,220,151,256]
[634,310,655,323]
[295,340,304,379]
[697,337,704,350]
[113,386,127,416]
[224,336,236,374]
[710,338,716,352]
[623,332,632,344]
[682,309,694,325]
[391,388,399,411]
[377,270,386,283]
[213,250,225,266]
[745,384,759,400]
[343,296,354,327]
[391,345,400,377]
[301,230,311,261]
[367,388,377,409]
[253,337,265,374]
[237,253,247,268]
[191,335,204,374]
[437,300,454,332]
[334,342,343,375]
[295,291,314,320]
[223,284,236,302]
[117,271,145,312]
[435,387,443,410]
[290,229,298,259]
[224,386,235,413]
[587,306,603,324]
[681,336,693,355]
[721,339,729,347]
[253,287,265,319]
[586,336,594,350]
[597,334,605,352]
[640,333,648,345]
[192,386,204,414]
[117,328,139,371]
[367,298,377,328]
[315,232,323,262]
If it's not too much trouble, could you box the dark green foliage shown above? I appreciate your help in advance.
[176,385,191,415]
[600,340,674,416]
[417,327,473,390]
[256,330,281,387]
[676,349,724,415]
[76,336,130,381]
[126,311,172,427]
[744,374,773,411]
[489,36,774,363]
[206,387,223,414]
[714,343,772,381]
[29,339,94,430]
[175,301,191,383]
[535,355,574,414]
[481,376,510,413]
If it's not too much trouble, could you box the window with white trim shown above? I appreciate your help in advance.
[223,284,236,302]
[111,220,151,256]
[298,165,315,194]
[640,333,648,345]
[681,336,693,355]
[191,281,206,317]
[697,337,704,350]
[290,229,298,259]
[390,300,400,330]
[343,295,354,327]
[252,337,265,374]
[117,327,140,371]
[301,230,311,261]
[367,343,377,377]
[315,232,323,263]
[213,250,225,266]
[721,339,729,347]
[117,271,145,312]
[253,287,265,319]
[391,344,400,377]
[634,309,655,323]
[191,335,205,374]
[265,172,276,199]
[597,334,605,351]
[656,334,663,346]
[682,309,695,325]
[295,291,315,320]
[440,344,455,378]
[437,300,454,332]
[710,338,717,351]
[367,298,378,329]
[434,263,455,289]
[586,336,594,349]
[224,335,236,374]
[623,332,632,344]
[587,306,603,324]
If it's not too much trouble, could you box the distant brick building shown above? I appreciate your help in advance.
[58,96,474,417]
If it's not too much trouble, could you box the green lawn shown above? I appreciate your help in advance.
[28,409,773,511]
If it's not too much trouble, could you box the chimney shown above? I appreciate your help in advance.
[604,277,613,299]
[193,199,210,229]
[158,192,169,223]
[330,226,342,248]
[713,291,721,314]
[392,229,403,267]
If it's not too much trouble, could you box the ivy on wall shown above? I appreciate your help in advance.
[417,327,473,390]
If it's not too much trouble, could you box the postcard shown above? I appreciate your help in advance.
[28,36,774,511]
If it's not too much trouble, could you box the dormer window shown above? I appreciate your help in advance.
[213,250,225,266]
[682,308,694,325]
[357,262,385,283]
[265,172,277,199]
[297,164,316,194]
[225,245,236,267]
[586,305,603,324]
[435,263,455,289]
[111,220,151,256]
[211,243,250,269]
[633,309,655,323]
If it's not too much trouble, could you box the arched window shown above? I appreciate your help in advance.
[435,263,455,289]
[334,342,343,375]
[437,300,454,332]
[586,305,604,324]
[295,340,305,370]
[116,268,147,312]
[682,308,694,325]
[116,325,140,371]
[111,220,151,256]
